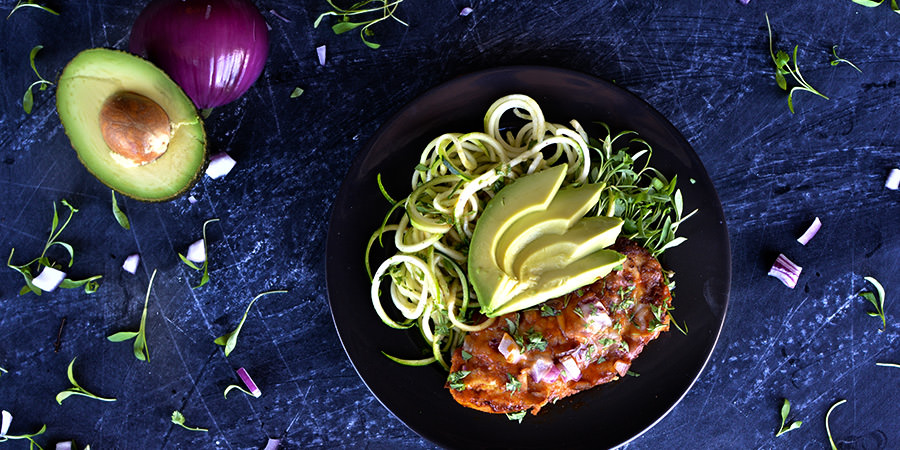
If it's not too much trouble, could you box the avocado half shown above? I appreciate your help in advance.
[56,48,206,202]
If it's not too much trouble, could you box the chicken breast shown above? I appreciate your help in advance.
[447,238,672,415]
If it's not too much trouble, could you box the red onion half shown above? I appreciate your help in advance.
[130,0,269,109]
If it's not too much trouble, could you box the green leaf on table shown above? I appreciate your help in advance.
[178,218,219,288]
[290,87,304,98]
[111,190,130,229]
[56,358,118,404]
[859,276,886,331]
[829,45,862,72]
[7,1,59,19]
[764,13,828,113]
[22,45,55,114]
[215,290,288,356]
[313,0,408,49]
[107,269,157,362]
[171,410,208,432]
[223,384,254,399]
[826,399,846,450]
[775,398,802,436]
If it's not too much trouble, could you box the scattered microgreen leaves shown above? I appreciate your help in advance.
[111,190,130,230]
[626,370,640,377]
[214,290,288,356]
[0,366,6,376]
[107,269,157,362]
[178,218,219,288]
[506,410,527,423]
[826,399,846,450]
[775,398,802,437]
[859,276,886,331]
[505,373,521,392]
[290,87,304,98]
[850,0,900,14]
[461,350,472,361]
[223,384,255,399]
[524,329,548,352]
[7,1,59,19]
[447,370,470,391]
[22,45,55,114]
[55,357,117,404]
[876,362,900,368]
[171,410,208,432]
[830,45,862,72]
[313,0,408,49]
[0,422,46,449]
[540,303,559,317]
[7,199,102,296]
[668,311,689,335]
[765,13,829,113]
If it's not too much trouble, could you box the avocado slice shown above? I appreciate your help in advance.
[512,216,624,279]
[469,164,568,314]
[56,48,206,202]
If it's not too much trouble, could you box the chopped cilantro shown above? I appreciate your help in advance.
[540,303,560,317]
[506,410,527,423]
[447,370,471,391]
[505,373,521,392]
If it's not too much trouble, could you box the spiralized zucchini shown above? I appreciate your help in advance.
[366,94,693,370]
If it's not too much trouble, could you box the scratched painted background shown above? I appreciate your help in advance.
[1,0,898,449]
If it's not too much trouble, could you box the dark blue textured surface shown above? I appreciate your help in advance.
[0,1,898,449]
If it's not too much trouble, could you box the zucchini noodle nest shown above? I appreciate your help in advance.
[366,94,692,370]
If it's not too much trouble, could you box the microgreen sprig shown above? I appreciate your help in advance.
[876,362,900,368]
[214,290,288,356]
[7,199,102,295]
[0,366,7,376]
[22,45,55,114]
[859,276,886,331]
[826,399,846,450]
[851,0,900,14]
[171,411,207,432]
[829,45,862,73]
[7,1,59,19]
[178,218,219,289]
[290,87,304,98]
[668,312,689,335]
[314,0,408,49]
[774,398,802,437]
[107,269,157,362]
[55,357,117,404]
[765,13,829,113]
[0,420,46,450]
[506,410,526,423]
[505,373,521,392]
[223,384,255,399]
[111,191,130,230]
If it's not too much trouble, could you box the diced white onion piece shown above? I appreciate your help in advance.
[1,410,12,436]
[32,266,67,292]
[768,253,802,289]
[459,7,473,16]
[559,356,581,382]
[56,442,73,450]
[122,253,140,274]
[614,360,630,377]
[796,217,822,245]
[264,439,281,450]
[316,45,326,66]
[497,333,522,363]
[188,195,198,204]
[530,357,553,382]
[237,367,262,398]
[542,364,560,383]
[185,239,206,263]
[206,152,237,179]
[886,168,900,190]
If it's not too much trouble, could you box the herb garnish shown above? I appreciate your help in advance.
[215,290,288,357]
[7,1,59,19]
[7,199,102,295]
[447,370,470,391]
[524,329,548,352]
[829,45,862,72]
[765,13,829,113]
[314,0,408,49]
[111,191,130,230]
[775,398,802,437]
[461,350,473,361]
[825,399,846,450]
[850,0,900,14]
[290,87,304,98]
[858,276,886,331]
[0,420,46,449]
[107,269,157,362]
[668,312,689,335]
[0,366,6,376]
[540,303,559,317]
[505,373,521,392]
[506,410,526,423]
[171,411,208,432]
[55,357,116,404]
[22,45,55,114]
[178,218,219,288]
[223,384,255,399]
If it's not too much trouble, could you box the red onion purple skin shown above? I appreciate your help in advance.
[130,0,269,109]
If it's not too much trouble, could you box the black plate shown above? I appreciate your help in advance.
[326,66,731,449]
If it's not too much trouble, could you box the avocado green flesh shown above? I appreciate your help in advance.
[512,216,624,278]
[56,48,206,202]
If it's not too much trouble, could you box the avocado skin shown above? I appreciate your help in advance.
[56,48,208,202]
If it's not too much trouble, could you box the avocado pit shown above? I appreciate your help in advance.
[99,91,171,167]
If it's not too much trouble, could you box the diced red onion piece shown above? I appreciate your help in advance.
[740,0,750,4]
[316,45,326,66]
[122,253,140,274]
[186,239,206,263]
[1,410,12,436]
[188,195,198,204]
[459,7,473,16]
[56,442,73,450]
[886,168,900,190]
[32,266,67,292]
[559,356,581,382]
[542,364,560,383]
[237,367,261,397]
[796,217,821,245]
[497,333,521,363]
[530,357,553,382]
[264,438,280,450]
[614,360,629,377]
[768,253,802,289]
[206,152,237,179]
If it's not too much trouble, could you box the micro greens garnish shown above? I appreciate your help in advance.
[524,329,548,352]
[859,276,886,331]
[111,191,130,230]
[7,1,59,19]
[540,303,559,317]
[22,45,55,114]
[178,218,219,289]
[214,290,288,356]
[829,45,862,72]
[171,411,208,432]
[774,398,802,437]
[447,370,470,391]
[626,370,640,377]
[223,384,255,399]
[825,399,846,450]
[461,350,472,361]
[876,362,900,368]
[850,0,900,14]
[0,422,46,449]
[55,357,117,404]
[765,13,829,113]
[107,269,157,362]
[7,199,102,295]
[668,312,689,335]
[290,87,304,98]
[0,366,6,376]
[506,410,527,423]
[313,0,408,49]
[505,373,521,392]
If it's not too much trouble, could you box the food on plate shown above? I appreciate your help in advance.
[448,238,671,415]
[56,48,206,201]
